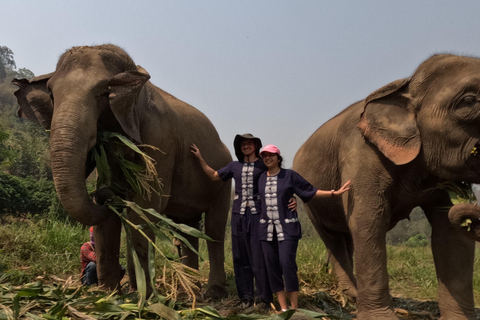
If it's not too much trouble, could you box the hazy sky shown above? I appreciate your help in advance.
[3,1,480,166]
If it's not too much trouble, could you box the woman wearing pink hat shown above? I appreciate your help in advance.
[258,144,351,311]
[191,135,296,311]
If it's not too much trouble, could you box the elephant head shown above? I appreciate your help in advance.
[358,54,480,183]
[13,45,151,226]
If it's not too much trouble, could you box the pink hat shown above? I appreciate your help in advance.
[260,144,281,156]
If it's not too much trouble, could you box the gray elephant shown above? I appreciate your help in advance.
[12,44,232,297]
[293,54,480,319]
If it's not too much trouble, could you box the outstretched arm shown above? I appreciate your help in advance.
[191,143,222,181]
[315,180,351,198]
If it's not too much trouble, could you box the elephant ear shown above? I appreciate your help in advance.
[108,65,151,143]
[12,73,54,130]
[358,78,421,165]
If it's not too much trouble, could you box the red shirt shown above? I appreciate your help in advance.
[80,241,96,276]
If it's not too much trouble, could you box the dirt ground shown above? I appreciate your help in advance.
[199,288,480,320]
[46,274,480,319]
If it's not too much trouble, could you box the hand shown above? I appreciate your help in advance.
[190,143,202,159]
[288,197,297,211]
[335,180,351,196]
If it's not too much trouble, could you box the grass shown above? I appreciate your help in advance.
[0,215,86,286]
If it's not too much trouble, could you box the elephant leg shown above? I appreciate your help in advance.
[203,187,230,299]
[318,224,357,300]
[180,218,200,270]
[424,208,476,320]
[351,208,398,319]
[94,214,123,291]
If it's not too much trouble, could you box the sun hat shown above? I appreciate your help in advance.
[233,133,262,162]
[260,144,281,156]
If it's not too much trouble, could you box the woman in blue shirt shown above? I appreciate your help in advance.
[258,144,350,311]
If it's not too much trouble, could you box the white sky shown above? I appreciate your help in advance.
[3,1,480,166]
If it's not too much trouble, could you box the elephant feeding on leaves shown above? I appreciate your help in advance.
[13,44,232,297]
[293,54,480,320]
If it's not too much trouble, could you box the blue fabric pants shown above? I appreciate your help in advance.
[81,262,126,286]
[81,261,98,286]
[261,232,299,293]
[231,208,272,303]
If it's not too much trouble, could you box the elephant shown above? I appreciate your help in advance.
[12,44,232,297]
[293,54,480,319]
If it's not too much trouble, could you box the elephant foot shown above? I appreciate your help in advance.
[203,284,228,301]
[357,308,398,320]
[98,281,122,293]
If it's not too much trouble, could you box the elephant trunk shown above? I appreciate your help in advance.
[448,203,480,242]
[50,102,112,226]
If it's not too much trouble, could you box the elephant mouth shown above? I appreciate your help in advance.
[470,141,480,157]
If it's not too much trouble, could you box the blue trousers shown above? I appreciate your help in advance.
[81,262,98,286]
[81,262,126,286]
[231,208,272,303]
[261,233,299,293]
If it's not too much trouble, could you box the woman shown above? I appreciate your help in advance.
[258,144,350,311]
[191,134,296,310]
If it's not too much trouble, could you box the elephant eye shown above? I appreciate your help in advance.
[461,95,478,106]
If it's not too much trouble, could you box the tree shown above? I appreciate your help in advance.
[15,68,34,80]
[0,46,16,83]
[0,123,10,166]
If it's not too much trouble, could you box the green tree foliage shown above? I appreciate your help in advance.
[6,121,51,179]
[404,234,429,247]
[0,172,55,215]
[0,123,10,166]
[0,46,15,83]
[0,46,34,107]
[0,45,56,217]
[15,67,34,80]
[386,207,431,246]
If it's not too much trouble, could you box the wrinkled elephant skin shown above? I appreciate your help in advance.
[12,45,232,297]
[293,54,480,319]
[449,203,480,241]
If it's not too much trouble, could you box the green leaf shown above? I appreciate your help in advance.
[132,239,147,312]
[297,308,344,319]
[270,309,296,320]
[92,144,112,189]
[147,242,161,301]
[435,181,475,204]
[148,303,183,320]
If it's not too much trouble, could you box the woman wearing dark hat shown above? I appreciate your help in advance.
[191,134,296,310]
[258,144,351,311]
